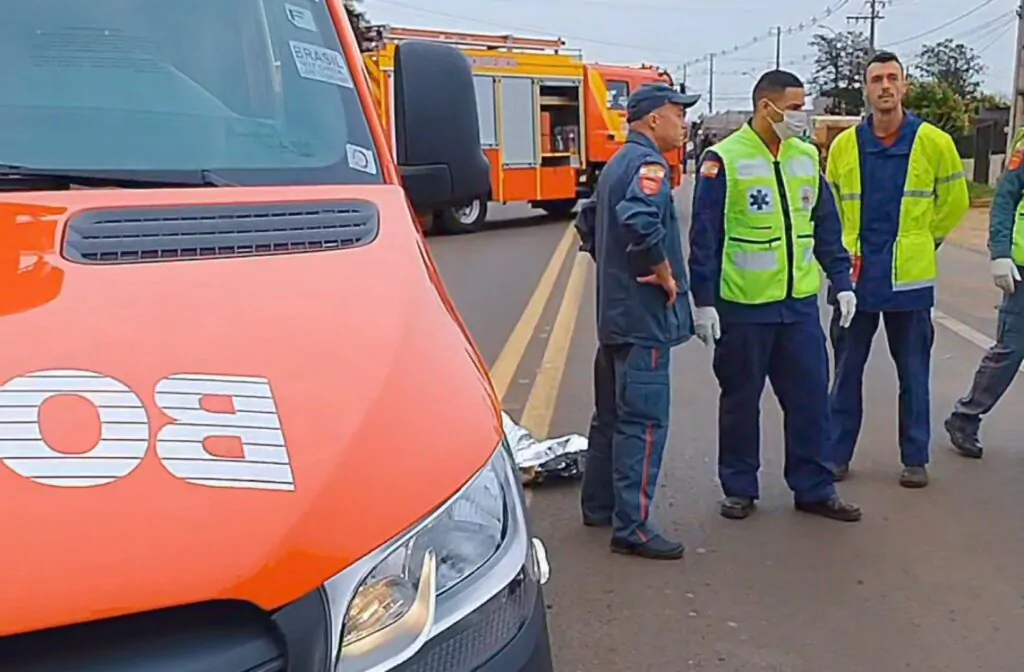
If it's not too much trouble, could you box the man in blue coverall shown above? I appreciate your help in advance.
[576,82,700,560]
[825,52,969,487]
[944,132,1024,457]
[689,69,862,522]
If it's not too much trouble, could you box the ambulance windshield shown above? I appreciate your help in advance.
[0,0,381,187]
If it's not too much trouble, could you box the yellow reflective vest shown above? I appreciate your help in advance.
[826,120,969,292]
[712,124,821,304]
[1008,130,1024,266]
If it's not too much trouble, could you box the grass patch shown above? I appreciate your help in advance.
[969,181,995,202]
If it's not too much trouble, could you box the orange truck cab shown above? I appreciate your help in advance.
[0,1,554,670]
[365,29,695,234]
[581,63,698,198]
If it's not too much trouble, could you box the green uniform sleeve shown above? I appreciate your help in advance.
[931,131,970,243]
[989,156,1024,260]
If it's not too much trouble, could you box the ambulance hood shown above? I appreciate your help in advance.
[0,184,501,636]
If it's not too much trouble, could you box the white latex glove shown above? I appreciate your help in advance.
[836,291,857,329]
[694,306,721,346]
[991,258,1020,294]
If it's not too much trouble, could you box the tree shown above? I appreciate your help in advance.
[809,30,870,115]
[903,80,972,138]
[914,39,985,101]
[344,0,373,51]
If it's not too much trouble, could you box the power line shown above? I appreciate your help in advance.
[846,0,885,53]
[370,0,693,56]
[370,0,854,67]
[680,0,851,66]
[741,10,1018,70]
[976,22,1014,53]
[881,0,1002,46]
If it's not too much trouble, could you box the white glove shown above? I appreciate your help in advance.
[991,258,1020,294]
[836,291,857,328]
[694,306,721,346]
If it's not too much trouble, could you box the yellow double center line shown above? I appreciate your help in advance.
[488,224,591,501]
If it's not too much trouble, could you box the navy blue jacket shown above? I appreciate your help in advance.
[575,131,693,347]
[990,150,1024,261]
[852,113,933,311]
[688,136,852,324]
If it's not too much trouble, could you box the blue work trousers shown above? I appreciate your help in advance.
[580,342,671,543]
[828,308,934,468]
[712,319,836,503]
[952,285,1024,425]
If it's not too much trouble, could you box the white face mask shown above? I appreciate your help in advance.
[769,104,808,140]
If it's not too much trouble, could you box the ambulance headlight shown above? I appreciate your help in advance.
[324,442,532,672]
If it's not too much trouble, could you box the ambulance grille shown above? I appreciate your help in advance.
[0,590,330,671]
[63,200,379,264]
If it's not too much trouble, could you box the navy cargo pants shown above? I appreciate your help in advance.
[580,342,671,543]
[950,283,1024,427]
[713,319,836,502]
[828,308,933,468]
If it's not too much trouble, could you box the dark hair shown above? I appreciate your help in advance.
[751,69,804,108]
[864,51,903,80]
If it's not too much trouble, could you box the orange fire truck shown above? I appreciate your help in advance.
[363,26,695,233]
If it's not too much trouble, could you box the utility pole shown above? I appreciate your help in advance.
[847,0,884,55]
[775,26,782,68]
[1007,0,1024,155]
[708,54,715,114]
[681,64,688,92]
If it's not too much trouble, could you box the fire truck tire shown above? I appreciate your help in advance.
[435,198,488,235]
[536,199,577,218]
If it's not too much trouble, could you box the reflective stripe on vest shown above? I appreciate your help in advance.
[713,124,821,305]
[828,122,962,292]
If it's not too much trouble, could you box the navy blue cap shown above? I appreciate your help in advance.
[626,83,701,122]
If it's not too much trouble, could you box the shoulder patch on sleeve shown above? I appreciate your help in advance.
[700,159,721,178]
[1008,147,1024,171]
[638,163,666,195]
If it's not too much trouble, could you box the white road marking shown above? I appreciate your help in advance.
[933,310,995,350]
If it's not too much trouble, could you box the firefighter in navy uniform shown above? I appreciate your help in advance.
[575,83,700,560]
[944,130,1024,456]
[689,70,862,522]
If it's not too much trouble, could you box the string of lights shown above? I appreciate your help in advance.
[679,0,852,66]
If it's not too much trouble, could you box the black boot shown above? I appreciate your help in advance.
[944,414,983,459]
[795,494,862,522]
[719,496,756,519]
[610,534,684,560]
[899,466,929,488]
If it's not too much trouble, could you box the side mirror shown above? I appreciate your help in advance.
[392,41,491,213]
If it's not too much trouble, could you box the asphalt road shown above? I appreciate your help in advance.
[427,192,1024,671]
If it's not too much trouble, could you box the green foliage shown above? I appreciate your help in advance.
[972,91,1010,113]
[902,80,972,137]
[808,30,870,115]
[914,39,986,101]
[968,181,995,201]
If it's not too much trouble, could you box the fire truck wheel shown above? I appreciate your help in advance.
[536,199,578,218]
[435,198,488,234]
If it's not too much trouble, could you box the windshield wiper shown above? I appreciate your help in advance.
[0,165,236,189]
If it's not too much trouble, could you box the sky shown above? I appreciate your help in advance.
[360,0,1019,115]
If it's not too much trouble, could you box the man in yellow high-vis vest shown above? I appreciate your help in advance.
[689,69,861,522]
[825,51,969,487]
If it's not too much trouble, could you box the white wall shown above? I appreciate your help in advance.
[962,155,1006,186]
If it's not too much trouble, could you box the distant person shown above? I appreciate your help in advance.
[825,51,969,487]
[688,69,861,522]
[575,83,700,560]
[944,130,1024,456]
